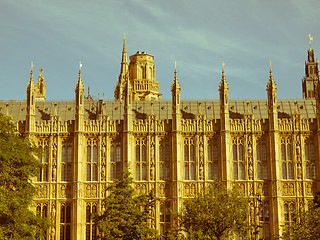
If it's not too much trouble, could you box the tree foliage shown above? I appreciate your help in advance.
[0,113,50,239]
[94,170,157,240]
[179,182,250,240]
[281,192,320,240]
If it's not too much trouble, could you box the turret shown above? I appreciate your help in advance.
[26,63,36,133]
[129,51,162,101]
[219,62,229,130]
[75,63,85,132]
[302,34,319,99]
[171,62,181,131]
[35,67,46,101]
[267,61,278,130]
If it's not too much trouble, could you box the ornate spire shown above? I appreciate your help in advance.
[267,61,277,90]
[309,34,313,50]
[122,33,128,64]
[76,61,85,91]
[171,61,181,91]
[219,61,228,92]
[28,61,35,89]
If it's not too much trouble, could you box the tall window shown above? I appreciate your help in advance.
[305,139,316,180]
[86,203,97,240]
[159,138,170,181]
[60,203,72,240]
[38,141,49,182]
[207,139,219,180]
[281,138,293,179]
[160,202,171,235]
[184,138,195,180]
[61,141,72,182]
[256,138,268,180]
[36,203,48,218]
[233,138,244,180]
[258,201,270,240]
[136,138,147,181]
[36,203,48,239]
[284,202,295,223]
[110,140,121,180]
[86,141,98,181]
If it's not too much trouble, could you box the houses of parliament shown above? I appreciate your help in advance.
[1,36,320,240]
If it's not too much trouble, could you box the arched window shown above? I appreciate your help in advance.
[86,140,98,181]
[305,138,316,180]
[37,140,49,182]
[61,141,72,182]
[86,202,97,240]
[160,202,171,235]
[60,203,72,240]
[184,138,196,180]
[233,138,245,180]
[281,138,293,179]
[207,138,219,180]
[159,138,170,181]
[110,139,121,180]
[256,138,268,180]
[136,138,147,181]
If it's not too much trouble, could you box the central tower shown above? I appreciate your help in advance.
[129,51,161,100]
[114,36,162,101]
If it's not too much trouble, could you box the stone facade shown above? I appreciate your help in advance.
[1,37,320,240]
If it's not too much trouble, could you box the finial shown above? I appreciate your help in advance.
[221,60,226,79]
[124,33,126,41]
[30,61,34,81]
[309,34,313,49]
[294,100,297,112]
[174,61,178,78]
[39,67,43,76]
[79,61,82,71]
[268,60,275,84]
[54,102,58,115]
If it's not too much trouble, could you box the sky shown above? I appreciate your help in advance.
[0,0,319,101]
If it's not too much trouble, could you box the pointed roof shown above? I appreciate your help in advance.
[122,34,128,64]
[267,61,277,91]
[75,63,85,91]
[27,68,35,91]
[219,61,228,92]
[120,34,129,76]
[171,61,181,91]
[36,67,46,85]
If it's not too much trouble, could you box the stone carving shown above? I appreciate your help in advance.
[249,182,254,196]
[199,164,204,180]
[101,165,106,179]
[52,164,57,182]
[247,136,253,180]
[50,226,55,240]
[51,185,56,198]
[38,185,48,198]
[51,203,56,221]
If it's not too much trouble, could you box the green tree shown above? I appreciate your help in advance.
[0,113,50,239]
[179,182,250,240]
[281,193,320,240]
[94,170,157,240]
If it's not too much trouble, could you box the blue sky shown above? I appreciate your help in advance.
[0,0,319,101]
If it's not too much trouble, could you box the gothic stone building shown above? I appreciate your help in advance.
[1,37,320,240]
